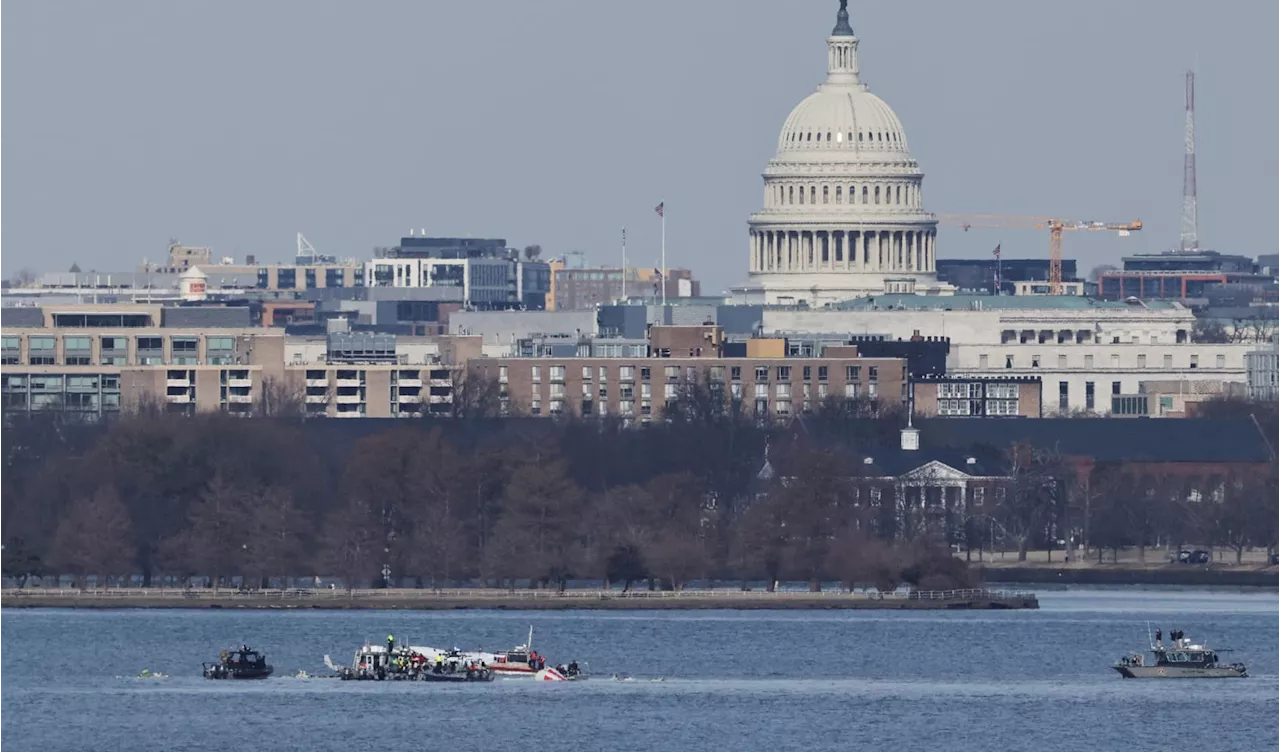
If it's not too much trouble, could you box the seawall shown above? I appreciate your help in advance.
[1,588,1038,611]
[978,566,1277,588]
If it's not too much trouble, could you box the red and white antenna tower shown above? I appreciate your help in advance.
[1179,70,1199,252]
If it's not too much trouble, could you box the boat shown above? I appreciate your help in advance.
[203,645,274,680]
[323,642,494,682]
[470,626,588,681]
[1113,626,1247,679]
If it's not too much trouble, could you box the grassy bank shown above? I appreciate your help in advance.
[1,587,1038,611]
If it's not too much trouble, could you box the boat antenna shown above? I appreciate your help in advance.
[528,625,534,653]
[1146,621,1155,650]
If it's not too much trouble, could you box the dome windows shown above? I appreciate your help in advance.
[835,131,843,143]
[835,186,843,203]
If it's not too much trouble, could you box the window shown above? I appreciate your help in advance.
[874,186,881,204]
[836,186,843,204]
[499,366,509,383]
[731,366,742,381]
[799,187,805,205]
[754,384,768,399]
[978,354,988,369]
[0,336,18,365]
[846,365,860,380]
[620,365,635,381]
[1137,354,1146,368]
[755,366,768,382]
[1031,355,1041,369]
[810,186,816,204]
[1112,381,1121,395]
[1058,381,1069,411]
[1163,354,1173,369]
[1058,354,1067,368]
[665,366,679,382]
[29,336,56,365]
[530,399,542,416]
[1189,355,1198,369]
[822,185,829,204]
[1110,354,1120,368]
[641,367,651,381]
[818,366,828,381]
[789,186,794,204]
[531,366,541,383]
[710,366,724,382]
[845,383,859,398]
[1005,355,1014,369]
[868,366,878,382]
[549,365,566,382]
[777,366,791,381]
[1085,382,1095,410]
[599,366,608,381]
[582,366,592,381]
[803,366,811,381]
[1215,354,1225,369]
[776,384,791,398]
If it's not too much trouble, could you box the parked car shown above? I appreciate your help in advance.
[1172,549,1211,564]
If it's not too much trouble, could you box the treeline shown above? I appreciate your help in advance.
[1,400,1275,591]
[0,409,970,591]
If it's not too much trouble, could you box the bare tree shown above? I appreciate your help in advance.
[255,376,304,418]
[10,268,37,287]
[49,486,136,588]
[523,244,543,262]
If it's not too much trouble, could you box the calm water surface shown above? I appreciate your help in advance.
[3,588,1276,751]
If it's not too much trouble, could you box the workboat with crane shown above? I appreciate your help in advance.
[1113,626,1247,679]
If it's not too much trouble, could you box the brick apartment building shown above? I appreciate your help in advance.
[469,354,907,421]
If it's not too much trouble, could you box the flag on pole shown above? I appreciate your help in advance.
[992,243,1001,259]
[654,202,664,218]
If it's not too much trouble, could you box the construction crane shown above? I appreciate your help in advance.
[936,214,1143,295]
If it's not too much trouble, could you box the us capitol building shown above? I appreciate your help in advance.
[733,1,956,306]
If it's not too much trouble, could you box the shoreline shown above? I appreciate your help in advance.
[1,588,1038,611]
[976,566,1277,588]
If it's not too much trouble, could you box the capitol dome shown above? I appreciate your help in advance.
[776,89,910,158]
[735,1,954,306]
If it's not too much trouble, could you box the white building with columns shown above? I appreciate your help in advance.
[733,1,954,306]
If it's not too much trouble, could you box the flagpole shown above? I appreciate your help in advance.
[621,226,627,303]
[660,199,667,306]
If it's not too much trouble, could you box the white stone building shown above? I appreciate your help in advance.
[733,1,954,306]
[762,295,1260,415]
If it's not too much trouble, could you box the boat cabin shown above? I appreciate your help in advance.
[223,646,267,669]
[1156,647,1221,668]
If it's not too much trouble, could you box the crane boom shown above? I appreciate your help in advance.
[937,214,1142,295]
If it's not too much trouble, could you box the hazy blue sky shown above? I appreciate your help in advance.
[3,0,1276,290]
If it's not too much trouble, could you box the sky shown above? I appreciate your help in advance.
[2,0,1276,291]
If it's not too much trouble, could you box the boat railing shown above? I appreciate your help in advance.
[1,586,1036,602]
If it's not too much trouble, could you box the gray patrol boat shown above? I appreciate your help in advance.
[1113,627,1247,679]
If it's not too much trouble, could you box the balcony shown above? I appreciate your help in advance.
[306,378,329,388]
[332,410,364,418]
[398,392,423,403]
[398,377,422,388]
[428,395,454,404]
[226,378,252,389]
[429,378,452,387]
[335,378,363,388]
[166,378,192,388]
[227,394,253,404]
[305,394,328,404]
[165,393,191,404]
[335,394,364,404]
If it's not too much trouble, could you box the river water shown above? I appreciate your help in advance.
[2,588,1275,751]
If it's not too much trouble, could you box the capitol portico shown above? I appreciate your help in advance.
[734,1,955,306]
